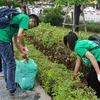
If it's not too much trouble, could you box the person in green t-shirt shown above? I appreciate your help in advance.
[0,13,39,98]
[64,31,100,98]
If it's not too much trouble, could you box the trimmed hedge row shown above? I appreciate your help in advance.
[25,22,92,71]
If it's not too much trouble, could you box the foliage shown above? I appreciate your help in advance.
[40,7,64,26]
[79,21,100,33]
[25,23,97,69]
[25,22,68,48]
[25,22,99,78]
[0,0,10,6]
[14,22,100,99]
[40,6,100,33]
[55,0,89,5]
[26,0,36,4]
[86,22,100,33]
[62,17,100,33]
[0,0,20,8]
[14,44,98,100]
[0,0,35,8]
[26,22,91,49]
[97,0,100,3]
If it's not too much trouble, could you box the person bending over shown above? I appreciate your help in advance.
[0,13,39,99]
[64,31,100,98]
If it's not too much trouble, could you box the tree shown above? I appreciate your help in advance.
[0,0,21,8]
[55,0,89,5]
[55,0,89,32]
[0,0,36,13]
[97,0,100,3]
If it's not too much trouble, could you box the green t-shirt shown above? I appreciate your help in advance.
[0,13,29,43]
[74,39,100,66]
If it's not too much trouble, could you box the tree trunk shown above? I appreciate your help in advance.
[74,4,81,32]
[21,0,27,14]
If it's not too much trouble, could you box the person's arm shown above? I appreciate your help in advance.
[85,51,100,74]
[74,55,82,74]
[85,51,100,82]
[13,35,23,54]
[73,55,82,80]
[13,34,28,60]
[17,28,25,47]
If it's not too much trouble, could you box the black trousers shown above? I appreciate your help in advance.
[0,58,2,72]
[87,62,100,98]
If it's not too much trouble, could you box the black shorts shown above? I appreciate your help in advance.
[87,62,100,98]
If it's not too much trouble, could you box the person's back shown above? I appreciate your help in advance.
[0,13,29,43]
[74,39,100,66]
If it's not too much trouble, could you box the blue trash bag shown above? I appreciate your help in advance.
[16,58,38,90]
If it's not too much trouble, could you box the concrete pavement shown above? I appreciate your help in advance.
[0,76,52,100]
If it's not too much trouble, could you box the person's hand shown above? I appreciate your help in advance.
[21,47,28,59]
[73,73,78,80]
[21,53,28,59]
[22,47,28,54]
[97,74,100,82]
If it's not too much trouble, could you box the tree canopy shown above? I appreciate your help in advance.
[97,0,100,3]
[0,0,36,7]
[55,0,98,5]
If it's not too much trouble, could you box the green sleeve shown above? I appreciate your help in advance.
[19,15,29,30]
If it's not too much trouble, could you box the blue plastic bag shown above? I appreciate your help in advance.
[16,58,38,90]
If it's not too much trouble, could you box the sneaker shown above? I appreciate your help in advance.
[9,89,28,99]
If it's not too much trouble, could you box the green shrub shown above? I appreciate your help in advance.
[86,22,100,33]
[14,45,98,100]
[40,7,64,26]
[23,23,100,99]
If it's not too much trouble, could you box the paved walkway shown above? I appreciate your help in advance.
[0,76,52,100]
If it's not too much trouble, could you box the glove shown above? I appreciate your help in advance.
[21,47,28,59]
[22,47,28,54]
[97,74,100,82]
[21,53,28,59]
[73,73,78,80]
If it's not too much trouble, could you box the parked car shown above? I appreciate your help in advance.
[84,7,96,12]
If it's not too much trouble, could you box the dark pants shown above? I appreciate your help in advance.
[0,41,16,93]
[87,62,100,98]
[0,58,2,72]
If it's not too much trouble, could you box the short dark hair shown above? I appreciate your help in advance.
[64,31,78,50]
[29,14,39,26]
